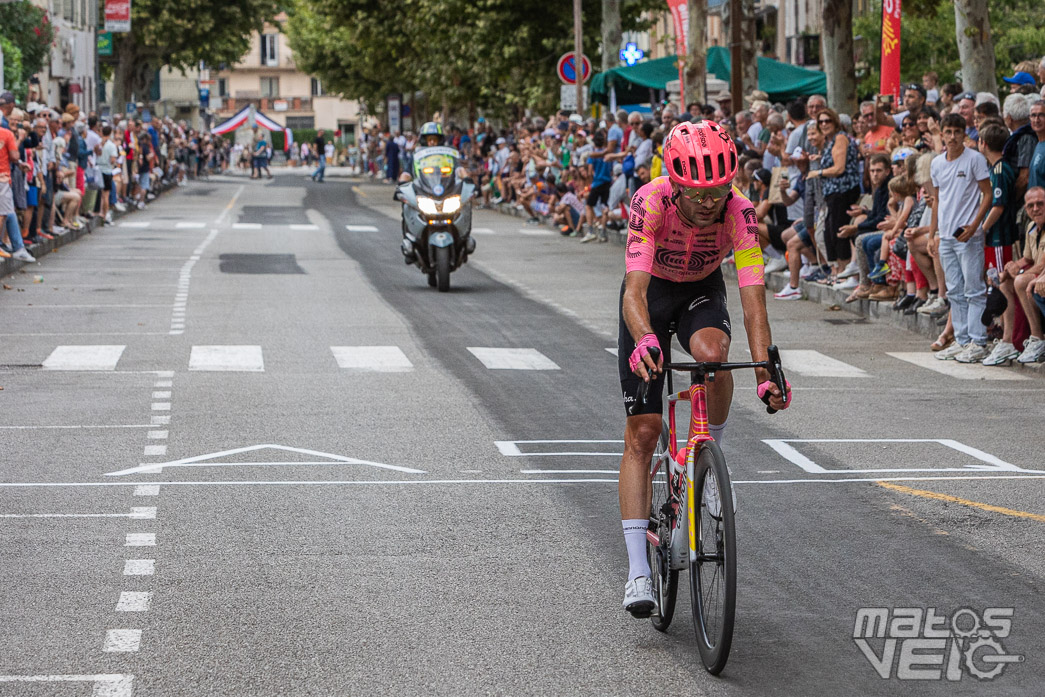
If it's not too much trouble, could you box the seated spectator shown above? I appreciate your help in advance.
[839,154,892,299]
[998,186,1045,363]
[553,182,584,235]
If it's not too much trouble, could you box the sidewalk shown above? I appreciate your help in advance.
[1,182,177,280]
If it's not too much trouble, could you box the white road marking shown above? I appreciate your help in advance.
[518,227,554,236]
[148,430,169,440]
[520,469,620,474]
[156,371,175,378]
[42,345,125,371]
[0,424,154,430]
[175,221,206,229]
[125,533,155,546]
[330,346,413,372]
[105,443,426,476]
[189,345,264,372]
[116,591,152,612]
[467,347,560,370]
[214,184,245,226]
[118,221,151,228]
[346,224,379,232]
[124,559,155,576]
[496,439,624,457]
[154,380,173,388]
[143,445,167,457]
[232,223,262,230]
[605,347,618,356]
[887,352,1032,380]
[103,629,142,652]
[152,403,171,411]
[151,415,171,425]
[779,350,869,378]
[134,485,160,496]
[0,507,155,519]
[762,438,1033,474]
[151,391,171,399]
[289,224,319,230]
[0,674,133,696]
[471,227,495,234]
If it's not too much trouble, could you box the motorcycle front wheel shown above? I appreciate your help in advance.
[435,246,451,292]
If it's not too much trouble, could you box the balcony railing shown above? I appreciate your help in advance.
[219,96,313,113]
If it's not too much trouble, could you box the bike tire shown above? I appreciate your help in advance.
[435,246,451,292]
[649,422,679,631]
[689,440,736,675]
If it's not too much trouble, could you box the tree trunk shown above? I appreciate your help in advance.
[112,35,154,115]
[600,0,621,73]
[954,0,997,95]
[821,0,857,115]
[684,0,707,105]
[740,0,758,99]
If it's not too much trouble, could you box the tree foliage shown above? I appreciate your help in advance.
[111,0,280,111]
[285,0,661,119]
[0,1,56,81]
[853,0,1045,97]
[0,37,26,102]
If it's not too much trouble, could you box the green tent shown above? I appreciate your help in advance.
[589,48,826,105]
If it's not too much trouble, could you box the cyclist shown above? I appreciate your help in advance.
[618,120,791,617]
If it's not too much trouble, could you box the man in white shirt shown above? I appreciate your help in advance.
[929,113,993,363]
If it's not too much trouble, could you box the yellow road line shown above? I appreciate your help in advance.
[352,186,368,198]
[876,481,1045,522]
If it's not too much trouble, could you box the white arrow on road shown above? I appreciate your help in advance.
[105,444,425,477]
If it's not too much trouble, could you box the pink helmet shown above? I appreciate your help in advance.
[663,120,738,187]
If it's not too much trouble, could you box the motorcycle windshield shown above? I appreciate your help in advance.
[413,149,459,195]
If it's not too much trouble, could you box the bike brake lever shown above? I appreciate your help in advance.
[628,346,661,417]
[765,344,787,415]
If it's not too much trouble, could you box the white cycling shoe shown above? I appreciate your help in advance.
[623,576,657,618]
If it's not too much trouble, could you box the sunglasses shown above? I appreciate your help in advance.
[679,183,732,204]
[903,122,916,127]
[817,119,833,124]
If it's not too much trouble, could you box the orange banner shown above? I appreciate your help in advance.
[880,0,902,102]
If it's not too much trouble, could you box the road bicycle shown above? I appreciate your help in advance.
[629,342,787,675]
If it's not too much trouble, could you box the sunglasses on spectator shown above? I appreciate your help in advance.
[903,121,916,127]
[817,118,833,124]
[679,183,732,204]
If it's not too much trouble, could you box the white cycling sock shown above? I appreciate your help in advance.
[709,420,726,446]
[622,519,651,581]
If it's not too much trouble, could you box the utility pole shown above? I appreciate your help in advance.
[729,0,742,114]
[574,0,584,116]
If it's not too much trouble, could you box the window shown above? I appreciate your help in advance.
[285,116,315,129]
[217,78,228,98]
[63,0,73,21]
[261,34,279,66]
[260,77,280,97]
[310,78,324,97]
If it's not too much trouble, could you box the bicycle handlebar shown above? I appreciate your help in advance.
[628,344,788,416]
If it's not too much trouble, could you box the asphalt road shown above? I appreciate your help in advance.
[0,172,1042,696]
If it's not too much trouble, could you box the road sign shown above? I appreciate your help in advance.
[97,32,113,57]
[557,53,592,85]
[560,84,587,111]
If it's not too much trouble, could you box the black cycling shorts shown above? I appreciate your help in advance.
[587,182,611,208]
[618,270,731,416]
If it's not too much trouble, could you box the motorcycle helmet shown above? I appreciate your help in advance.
[420,121,445,147]
[662,120,738,188]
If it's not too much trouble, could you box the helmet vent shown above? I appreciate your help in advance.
[729,151,737,173]
[702,155,713,182]
[717,153,726,180]
[672,157,685,177]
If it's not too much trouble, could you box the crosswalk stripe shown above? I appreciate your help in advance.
[42,345,125,371]
[330,346,413,372]
[189,345,264,372]
[519,228,554,236]
[606,347,618,357]
[175,222,206,229]
[290,224,319,230]
[467,347,560,370]
[231,223,262,230]
[346,224,379,232]
[471,227,496,234]
[118,221,150,228]
[887,352,1032,381]
[779,350,869,378]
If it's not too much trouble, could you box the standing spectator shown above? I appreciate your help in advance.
[806,108,862,280]
[956,91,979,143]
[311,130,326,182]
[929,113,993,362]
[384,131,400,182]
[923,71,940,107]
[892,83,928,128]
[762,113,787,169]
[1002,93,1035,197]
[999,187,1045,363]
[0,119,35,261]
[581,132,612,243]
[1029,100,1045,188]
[99,124,118,224]
[861,100,898,154]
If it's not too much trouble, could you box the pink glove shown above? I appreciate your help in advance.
[629,333,661,373]
[757,379,792,410]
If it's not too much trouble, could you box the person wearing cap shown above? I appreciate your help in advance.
[1003,71,1038,95]
[0,91,16,130]
[956,91,979,143]
[892,83,927,128]
[745,89,769,106]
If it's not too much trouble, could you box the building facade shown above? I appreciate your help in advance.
[214,14,363,143]
[30,0,97,112]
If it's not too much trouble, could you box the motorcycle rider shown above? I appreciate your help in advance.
[399,122,447,183]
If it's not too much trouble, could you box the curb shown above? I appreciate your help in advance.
[1,182,176,281]
[490,201,628,246]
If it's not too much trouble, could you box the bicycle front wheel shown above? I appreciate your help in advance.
[689,440,736,675]
[648,421,678,631]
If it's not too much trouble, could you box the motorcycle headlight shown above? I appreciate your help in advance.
[442,196,462,214]
[417,197,439,215]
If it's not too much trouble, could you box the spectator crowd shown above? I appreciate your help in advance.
[1,91,232,265]
[359,55,1045,367]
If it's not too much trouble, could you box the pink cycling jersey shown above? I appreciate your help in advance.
[625,176,765,287]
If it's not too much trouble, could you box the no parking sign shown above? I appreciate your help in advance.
[557,53,592,85]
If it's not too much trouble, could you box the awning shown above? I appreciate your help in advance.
[589,48,826,105]
[210,105,284,136]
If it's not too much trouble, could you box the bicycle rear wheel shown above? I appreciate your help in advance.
[689,440,736,675]
[648,421,679,631]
